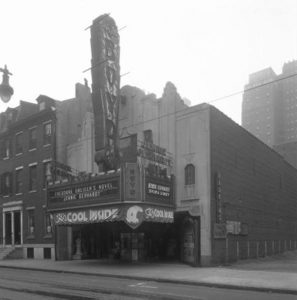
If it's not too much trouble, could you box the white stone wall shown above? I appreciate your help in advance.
[176,104,212,260]
[67,112,97,173]
[23,244,55,260]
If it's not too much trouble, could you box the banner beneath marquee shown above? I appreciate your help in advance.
[52,204,174,229]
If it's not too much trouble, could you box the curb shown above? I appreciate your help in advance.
[0,264,297,296]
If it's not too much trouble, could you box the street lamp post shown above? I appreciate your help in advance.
[0,65,14,103]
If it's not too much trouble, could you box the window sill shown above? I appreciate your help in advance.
[43,143,51,147]
[15,193,23,196]
[3,157,9,160]
[43,234,53,239]
[3,195,9,198]
[29,148,37,152]
[29,190,37,193]
[181,198,199,202]
[15,153,23,157]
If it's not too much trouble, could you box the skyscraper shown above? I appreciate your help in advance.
[242,60,297,167]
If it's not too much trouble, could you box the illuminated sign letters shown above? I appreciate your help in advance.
[138,142,172,167]
[48,178,120,208]
[53,205,174,228]
[145,177,172,205]
[90,14,121,170]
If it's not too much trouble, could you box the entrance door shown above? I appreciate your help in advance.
[4,211,22,246]
[120,232,145,262]
[121,233,132,260]
[5,212,12,245]
[14,212,21,245]
[182,220,195,264]
[181,217,200,266]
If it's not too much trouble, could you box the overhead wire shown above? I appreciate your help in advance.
[2,70,296,152]
[59,70,297,145]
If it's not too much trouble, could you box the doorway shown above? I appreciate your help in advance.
[4,211,22,246]
[181,216,200,265]
[5,212,12,245]
[14,211,21,245]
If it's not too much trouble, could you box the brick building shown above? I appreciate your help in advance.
[0,99,55,259]
[0,83,91,259]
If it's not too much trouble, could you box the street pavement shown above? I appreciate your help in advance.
[0,251,297,295]
[0,267,295,300]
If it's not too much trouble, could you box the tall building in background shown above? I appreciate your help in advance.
[242,60,297,168]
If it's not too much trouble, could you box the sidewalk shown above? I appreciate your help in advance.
[0,252,297,295]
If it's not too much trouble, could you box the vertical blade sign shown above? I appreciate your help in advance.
[90,14,120,171]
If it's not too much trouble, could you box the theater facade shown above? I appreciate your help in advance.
[47,14,297,267]
[46,14,178,263]
[47,148,176,262]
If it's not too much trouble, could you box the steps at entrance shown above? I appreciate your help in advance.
[0,247,15,260]
[6,248,23,259]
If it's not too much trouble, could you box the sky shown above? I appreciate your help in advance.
[0,0,296,124]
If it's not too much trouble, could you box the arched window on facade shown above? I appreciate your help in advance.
[185,164,195,185]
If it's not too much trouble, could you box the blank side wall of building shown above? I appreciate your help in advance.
[210,106,297,264]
